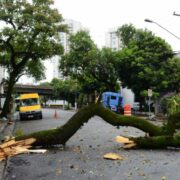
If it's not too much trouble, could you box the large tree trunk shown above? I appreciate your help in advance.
[16,103,171,147]
[0,73,16,118]
[16,104,97,146]
[15,103,180,149]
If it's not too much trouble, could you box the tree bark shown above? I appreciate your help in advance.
[0,73,16,118]
[133,135,180,149]
[95,104,163,136]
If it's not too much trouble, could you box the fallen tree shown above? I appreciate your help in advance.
[15,103,180,149]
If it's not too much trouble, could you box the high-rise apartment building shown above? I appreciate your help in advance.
[105,28,135,106]
[52,19,86,79]
[105,28,122,51]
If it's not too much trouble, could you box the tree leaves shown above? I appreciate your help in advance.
[0,0,66,117]
[116,24,178,99]
[60,31,119,94]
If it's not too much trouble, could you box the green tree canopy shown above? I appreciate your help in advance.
[60,30,119,95]
[50,78,80,105]
[116,24,179,101]
[0,0,66,117]
[117,23,136,48]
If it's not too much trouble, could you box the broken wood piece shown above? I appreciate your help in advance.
[0,152,6,158]
[0,140,16,149]
[103,153,123,160]
[2,147,16,155]
[123,143,136,149]
[115,136,134,144]
[0,138,36,149]
[0,157,6,161]
[3,136,14,142]
[12,146,30,154]
[11,138,36,147]
[0,138,37,161]
[26,149,47,154]
[115,135,136,149]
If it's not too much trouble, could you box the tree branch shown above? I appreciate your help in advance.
[16,103,164,147]
[7,19,16,30]
[0,39,16,68]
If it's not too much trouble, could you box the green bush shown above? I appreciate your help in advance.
[161,94,180,116]
[64,104,70,110]
[15,128,24,136]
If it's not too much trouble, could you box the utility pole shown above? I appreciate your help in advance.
[148,89,152,119]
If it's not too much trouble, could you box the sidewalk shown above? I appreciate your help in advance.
[0,118,16,180]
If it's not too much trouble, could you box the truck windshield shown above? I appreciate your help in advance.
[111,96,117,100]
[20,98,39,106]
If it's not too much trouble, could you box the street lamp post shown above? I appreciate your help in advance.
[144,18,180,41]
[144,18,180,117]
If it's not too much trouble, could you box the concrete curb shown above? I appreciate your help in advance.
[0,120,16,180]
[0,122,8,136]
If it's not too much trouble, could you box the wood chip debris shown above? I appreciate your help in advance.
[115,136,136,149]
[0,138,47,161]
[103,153,123,160]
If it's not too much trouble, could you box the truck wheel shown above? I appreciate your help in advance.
[39,113,43,119]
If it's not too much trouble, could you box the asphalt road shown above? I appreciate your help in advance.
[3,108,180,180]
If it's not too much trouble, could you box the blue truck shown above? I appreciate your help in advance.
[102,92,124,113]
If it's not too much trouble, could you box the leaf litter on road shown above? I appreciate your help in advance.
[103,153,123,160]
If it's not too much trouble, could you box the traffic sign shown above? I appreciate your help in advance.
[148,89,152,97]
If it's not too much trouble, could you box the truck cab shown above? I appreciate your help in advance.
[102,92,124,113]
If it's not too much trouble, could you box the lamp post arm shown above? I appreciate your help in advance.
[173,11,180,17]
[154,21,180,41]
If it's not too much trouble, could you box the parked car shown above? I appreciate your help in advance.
[132,102,140,111]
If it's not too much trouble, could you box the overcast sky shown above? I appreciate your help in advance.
[54,0,180,51]
[21,0,180,83]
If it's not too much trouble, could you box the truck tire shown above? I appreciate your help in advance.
[39,113,43,120]
[20,115,24,121]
